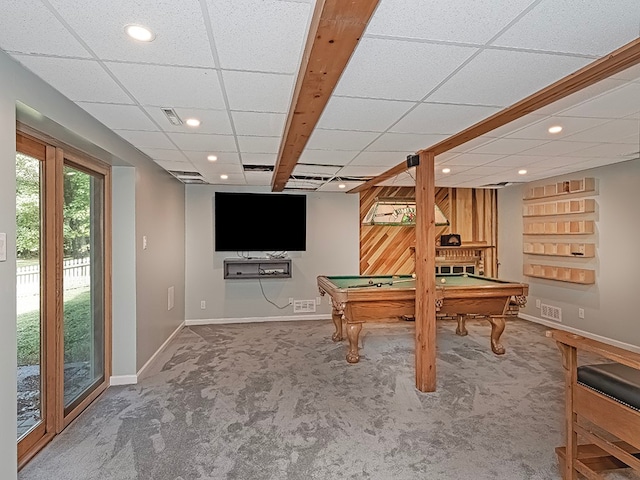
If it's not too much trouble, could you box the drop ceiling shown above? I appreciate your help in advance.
[1,0,639,191]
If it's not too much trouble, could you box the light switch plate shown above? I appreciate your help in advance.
[0,233,6,262]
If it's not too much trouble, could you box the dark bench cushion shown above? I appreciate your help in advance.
[578,363,640,411]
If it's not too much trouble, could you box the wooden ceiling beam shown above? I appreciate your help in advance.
[349,37,640,194]
[271,0,380,192]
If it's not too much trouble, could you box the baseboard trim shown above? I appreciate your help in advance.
[185,314,330,326]
[518,313,640,354]
[109,375,138,386]
[135,320,186,381]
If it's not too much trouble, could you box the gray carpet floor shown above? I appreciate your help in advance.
[19,318,639,480]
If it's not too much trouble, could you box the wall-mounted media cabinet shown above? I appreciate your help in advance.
[223,258,292,279]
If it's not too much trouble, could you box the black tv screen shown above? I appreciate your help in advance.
[215,192,307,252]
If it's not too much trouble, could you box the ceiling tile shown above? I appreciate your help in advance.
[143,107,232,134]
[0,0,90,57]
[115,130,174,149]
[505,116,610,141]
[568,143,640,159]
[155,159,194,171]
[183,151,241,165]
[222,70,294,113]
[561,119,640,144]
[208,0,311,73]
[536,78,628,115]
[78,103,157,131]
[199,162,244,175]
[390,103,501,135]
[449,135,496,153]
[366,0,533,44]
[305,130,380,151]
[366,133,449,152]
[462,165,514,176]
[106,62,225,109]
[612,64,640,82]
[15,55,132,103]
[244,171,273,186]
[237,136,281,154]
[318,96,415,132]
[334,37,478,101]
[485,154,588,169]
[515,141,601,157]
[348,151,407,167]
[139,148,189,162]
[48,0,216,67]
[240,153,278,166]
[293,164,340,176]
[559,82,640,119]
[378,171,415,186]
[298,150,359,166]
[469,138,548,155]
[167,132,237,152]
[202,172,247,185]
[441,153,505,167]
[317,181,362,192]
[428,49,591,107]
[493,0,640,56]
[337,165,388,177]
[231,111,286,136]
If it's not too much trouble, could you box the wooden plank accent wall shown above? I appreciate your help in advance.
[360,186,498,276]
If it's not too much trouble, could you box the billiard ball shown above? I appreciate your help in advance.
[440,278,446,284]
[412,273,416,278]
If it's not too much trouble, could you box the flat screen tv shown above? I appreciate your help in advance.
[215,192,307,252]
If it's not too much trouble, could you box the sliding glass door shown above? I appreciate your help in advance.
[16,130,111,467]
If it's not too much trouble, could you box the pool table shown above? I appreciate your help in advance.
[317,273,528,363]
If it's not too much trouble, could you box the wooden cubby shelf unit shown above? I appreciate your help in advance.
[523,242,595,258]
[524,177,595,200]
[523,220,594,235]
[523,264,595,284]
[223,258,292,279]
[522,198,595,217]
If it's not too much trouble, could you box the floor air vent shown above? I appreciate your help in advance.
[541,303,562,322]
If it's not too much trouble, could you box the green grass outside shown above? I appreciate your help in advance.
[17,289,93,366]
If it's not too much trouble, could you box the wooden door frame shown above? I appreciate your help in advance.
[16,128,112,467]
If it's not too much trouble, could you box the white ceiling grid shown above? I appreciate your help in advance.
[0,0,638,190]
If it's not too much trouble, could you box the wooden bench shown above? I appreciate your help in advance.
[547,329,640,479]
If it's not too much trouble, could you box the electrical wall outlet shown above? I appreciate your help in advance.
[289,297,294,305]
[143,235,148,250]
[316,296,322,306]
[200,300,206,310]
[535,299,541,308]
[578,308,585,319]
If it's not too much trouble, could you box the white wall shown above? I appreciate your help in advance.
[185,185,360,321]
[0,50,186,478]
[498,159,640,350]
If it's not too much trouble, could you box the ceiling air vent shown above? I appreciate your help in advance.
[480,181,522,188]
[243,164,274,172]
[161,107,183,126]
[168,170,207,184]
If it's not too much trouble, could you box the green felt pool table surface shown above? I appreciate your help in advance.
[325,273,515,290]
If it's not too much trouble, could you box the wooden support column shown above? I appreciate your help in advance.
[415,151,437,392]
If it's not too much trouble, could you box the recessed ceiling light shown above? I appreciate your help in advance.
[124,24,156,42]
[220,174,228,180]
[548,125,563,134]
[338,183,346,189]
[185,118,201,127]
[518,169,528,175]
[207,155,217,162]
[442,168,451,174]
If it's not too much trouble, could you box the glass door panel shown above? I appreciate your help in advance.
[62,165,105,413]
[16,152,43,441]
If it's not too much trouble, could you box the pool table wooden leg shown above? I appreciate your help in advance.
[487,316,506,355]
[331,310,344,342]
[346,322,363,363]
[455,315,468,336]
